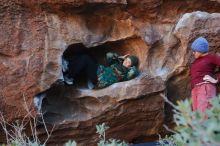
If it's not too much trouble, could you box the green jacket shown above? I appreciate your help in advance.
[96,52,139,88]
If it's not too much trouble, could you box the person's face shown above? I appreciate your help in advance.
[123,57,132,68]
[192,51,203,59]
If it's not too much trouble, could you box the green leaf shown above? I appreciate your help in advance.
[64,140,77,146]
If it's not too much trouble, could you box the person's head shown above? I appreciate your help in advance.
[123,55,139,68]
[191,37,209,59]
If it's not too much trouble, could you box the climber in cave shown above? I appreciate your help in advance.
[190,36,220,112]
[62,51,139,89]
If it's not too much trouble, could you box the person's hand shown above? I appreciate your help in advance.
[203,75,218,84]
[119,54,130,59]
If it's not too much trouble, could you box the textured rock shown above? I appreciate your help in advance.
[0,0,220,145]
[174,11,220,53]
[36,76,165,145]
[210,0,220,3]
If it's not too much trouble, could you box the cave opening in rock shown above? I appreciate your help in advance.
[61,38,145,88]
[34,37,148,124]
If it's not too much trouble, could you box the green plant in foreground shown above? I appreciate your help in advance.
[96,123,128,146]
[64,140,77,146]
[0,122,127,146]
[159,95,220,146]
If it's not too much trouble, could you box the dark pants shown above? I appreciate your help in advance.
[62,54,98,85]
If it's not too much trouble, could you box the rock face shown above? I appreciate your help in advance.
[36,76,165,145]
[0,0,220,145]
